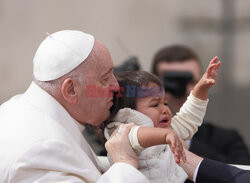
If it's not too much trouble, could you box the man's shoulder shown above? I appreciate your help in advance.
[0,95,74,167]
[0,99,68,140]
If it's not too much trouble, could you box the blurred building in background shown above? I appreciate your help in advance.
[1,0,250,147]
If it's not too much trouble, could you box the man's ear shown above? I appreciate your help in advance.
[61,78,78,104]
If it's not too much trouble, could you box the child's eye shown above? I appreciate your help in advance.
[152,104,159,107]
[164,102,168,106]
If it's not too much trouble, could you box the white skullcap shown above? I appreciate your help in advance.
[33,30,95,81]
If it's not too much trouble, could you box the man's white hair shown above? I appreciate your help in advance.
[34,60,88,96]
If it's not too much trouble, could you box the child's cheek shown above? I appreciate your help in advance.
[153,119,158,127]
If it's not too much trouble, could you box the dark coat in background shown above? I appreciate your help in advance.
[196,158,250,183]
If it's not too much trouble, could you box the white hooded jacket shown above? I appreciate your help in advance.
[105,92,208,183]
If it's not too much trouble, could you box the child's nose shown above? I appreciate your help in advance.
[161,105,169,114]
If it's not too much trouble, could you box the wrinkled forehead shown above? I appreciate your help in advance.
[157,59,201,81]
[84,40,114,78]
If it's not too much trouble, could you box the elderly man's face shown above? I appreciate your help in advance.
[76,41,119,126]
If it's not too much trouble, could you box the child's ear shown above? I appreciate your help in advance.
[61,78,78,104]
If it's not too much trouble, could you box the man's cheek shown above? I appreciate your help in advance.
[86,85,96,97]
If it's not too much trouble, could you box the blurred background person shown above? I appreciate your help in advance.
[151,45,250,165]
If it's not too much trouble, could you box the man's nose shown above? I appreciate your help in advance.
[110,74,119,92]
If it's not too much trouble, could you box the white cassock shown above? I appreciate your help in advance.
[0,82,149,183]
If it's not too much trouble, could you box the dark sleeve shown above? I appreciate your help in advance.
[196,158,250,183]
[190,123,250,165]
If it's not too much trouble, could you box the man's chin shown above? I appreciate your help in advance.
[99,111,110,124]
[88,109,111,126]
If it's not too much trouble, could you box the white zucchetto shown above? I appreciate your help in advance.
[33,30,95,81]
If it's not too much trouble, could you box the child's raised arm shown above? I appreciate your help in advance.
[192,56,221,100]
[170,56,221,140]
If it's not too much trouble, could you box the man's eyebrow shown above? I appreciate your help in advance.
[101,67,113,77]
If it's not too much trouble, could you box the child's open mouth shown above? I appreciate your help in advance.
[160,119,169,124]
[159,118,171,127]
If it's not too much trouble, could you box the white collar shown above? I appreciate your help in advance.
[22,82,100,169]
[23,81,85,134]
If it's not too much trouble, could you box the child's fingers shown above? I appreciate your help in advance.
[175,140,186,163]
[215,61,221,71]
[171,147,180,164]
[178,143,185,163]
[210,56,219,65]
[207,65,218,78]
[206,79,216,85]
[208,61,221,75]
[168,135,176,149]
[174,147,181,164]
[171,140,177,153]
[174,149,180,164]
[207,57,219,72]
[175,154,180,164]
[208,63,217,72]
[168,136,176,152]
[169,137,180,163]
[182,149,187,163]
[175,140,184,164]
[168,134,185,164]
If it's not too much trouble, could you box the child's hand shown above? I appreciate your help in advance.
[202,56,221,89]
[165,129,186,164]
[193,56,221,100]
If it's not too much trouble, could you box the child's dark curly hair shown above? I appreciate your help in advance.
[108,71,163,122]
